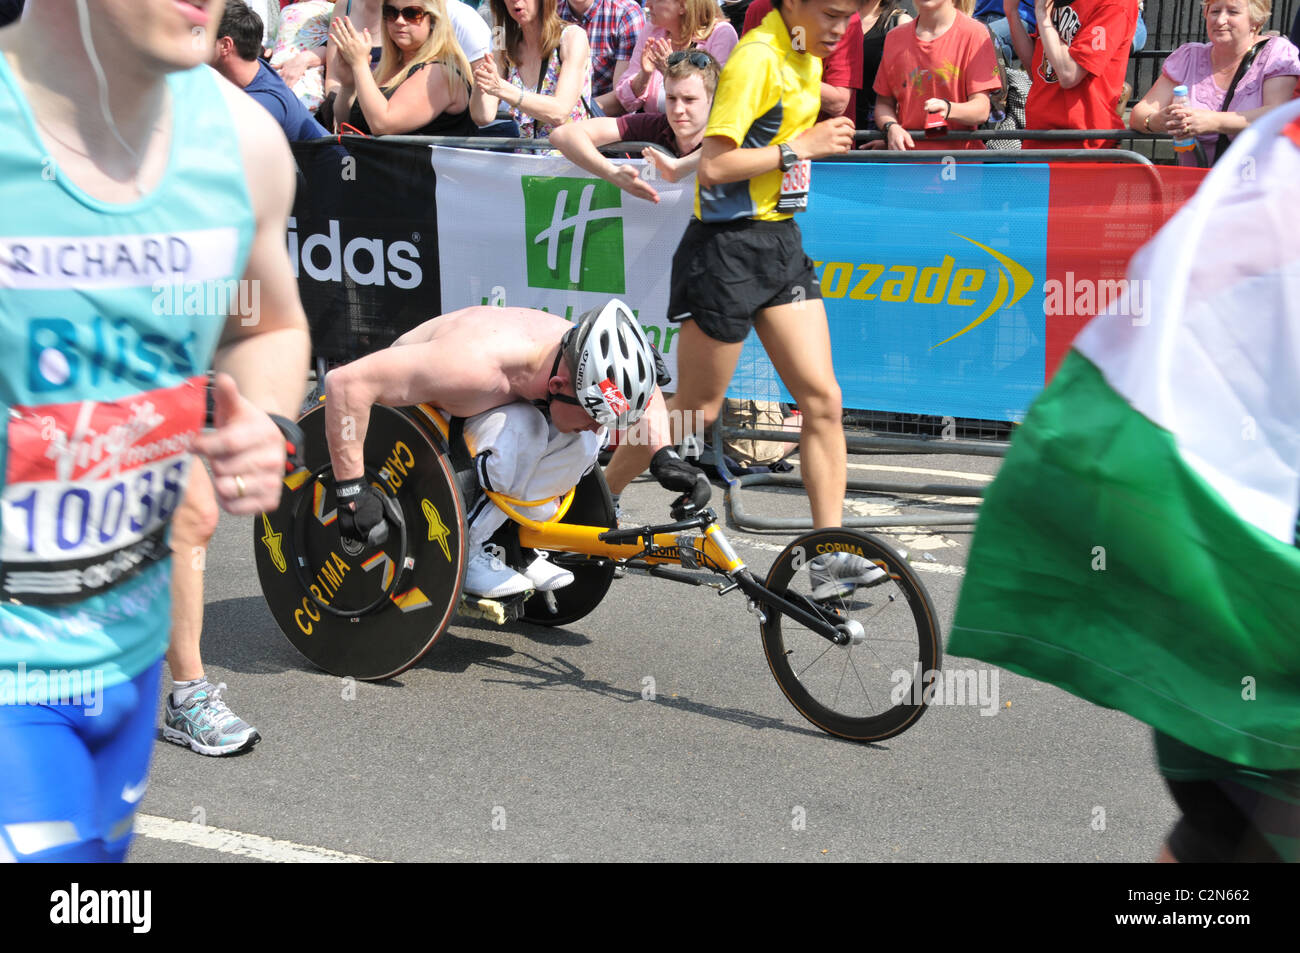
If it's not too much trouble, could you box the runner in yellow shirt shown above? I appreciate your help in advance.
[606,0,880,597]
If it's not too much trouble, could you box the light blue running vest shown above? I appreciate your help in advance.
[0,59,255,695]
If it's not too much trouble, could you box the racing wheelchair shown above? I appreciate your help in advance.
[255,400,942,743]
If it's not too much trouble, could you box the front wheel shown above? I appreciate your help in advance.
[761,529,941,743]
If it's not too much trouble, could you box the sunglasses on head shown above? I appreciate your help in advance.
[666,50,711,69]
[382,4,430,22]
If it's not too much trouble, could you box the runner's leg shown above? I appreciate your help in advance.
[754,299,845,529]
[603,320,744,495]
[0,661,161,862]
[90,661,164,862]
[165,464,218,683]
[0,708,103,862]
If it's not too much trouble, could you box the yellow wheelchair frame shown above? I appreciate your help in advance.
[257,400,940,744]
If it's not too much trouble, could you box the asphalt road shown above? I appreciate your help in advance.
[130,449,1178,863]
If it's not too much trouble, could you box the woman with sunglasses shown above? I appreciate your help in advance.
[470,0,593,140]
[330,0,476,136]
[606,0,736,115]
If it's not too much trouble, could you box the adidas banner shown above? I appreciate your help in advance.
[289,138,443,363]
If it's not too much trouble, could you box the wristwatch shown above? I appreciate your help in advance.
[778,142,798,172]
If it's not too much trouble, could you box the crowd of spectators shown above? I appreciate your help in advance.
[1,0,1297,158]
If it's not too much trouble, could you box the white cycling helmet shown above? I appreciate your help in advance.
[559,299,657,428]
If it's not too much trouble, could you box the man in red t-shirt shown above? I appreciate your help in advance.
[743,0,864,119]
[872,1,1002,150]
[1004,0,1137,148]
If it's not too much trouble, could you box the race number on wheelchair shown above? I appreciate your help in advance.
[0,378,205,603]
[776,159,811,213]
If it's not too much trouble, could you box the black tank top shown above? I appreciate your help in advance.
[347,62,476,137]
[857,4,905,130]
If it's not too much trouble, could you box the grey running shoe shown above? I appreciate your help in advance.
[809,551,889,600]
[163,682,261,756]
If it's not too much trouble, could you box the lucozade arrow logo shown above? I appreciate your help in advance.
[930,233,1034,350]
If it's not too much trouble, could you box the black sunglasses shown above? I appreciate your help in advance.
[382,5,430,22]
[666,50,712,69]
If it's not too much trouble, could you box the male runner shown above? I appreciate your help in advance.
[323,301,709,598]
[0,0,311,860]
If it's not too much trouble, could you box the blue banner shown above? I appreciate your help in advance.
[728,162,1050,422]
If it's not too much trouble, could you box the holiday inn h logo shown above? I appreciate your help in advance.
[522,176,625,293]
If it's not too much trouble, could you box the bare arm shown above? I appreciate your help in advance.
[936,92,991,126]
[526,27,591,128]
[323,341,509,481]
[1003,1,1035,72]
[550,117,629,176]
[1036,1,1085,89]
[353,63,457,136]
[469,51,504,127]
[698,116,855,186]
[871,95,916,150]
[1220,74,1298,131]
[643,145,700,183]
[820,83,850,117]
[551,118,661,201]
[1129,73,1177,131]
[324,0,350,100]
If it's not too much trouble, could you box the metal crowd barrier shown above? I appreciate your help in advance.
[709,419,997,532]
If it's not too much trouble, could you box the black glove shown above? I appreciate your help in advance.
[650,447,711,516]
[336,477,389,549]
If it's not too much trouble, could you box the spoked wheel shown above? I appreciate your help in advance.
[254,402,467,680]
[761,528,941,743]
[519,468,618,626]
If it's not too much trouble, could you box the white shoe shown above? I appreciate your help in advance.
[465,544,532,599]
[809,551,889,600]
[522,550,574,592]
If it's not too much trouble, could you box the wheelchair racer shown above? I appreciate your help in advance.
[323,300,710,598]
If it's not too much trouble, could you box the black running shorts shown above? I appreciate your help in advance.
[667,217,822,344]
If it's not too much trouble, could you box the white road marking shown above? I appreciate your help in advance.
[844,462,994,483]
[727,536,965,576]
[134,814,387,863]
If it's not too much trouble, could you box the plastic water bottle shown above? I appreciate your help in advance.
[1171,85,1195,153]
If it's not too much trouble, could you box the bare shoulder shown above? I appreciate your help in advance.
[561,23,590,56]
[441,306,571,336]
[210,67,296,223]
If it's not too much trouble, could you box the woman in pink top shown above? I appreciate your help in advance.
[606,0,737,115]
[1130,0,1300,165]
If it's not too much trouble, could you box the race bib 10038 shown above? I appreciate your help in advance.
[1,377,206,604]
